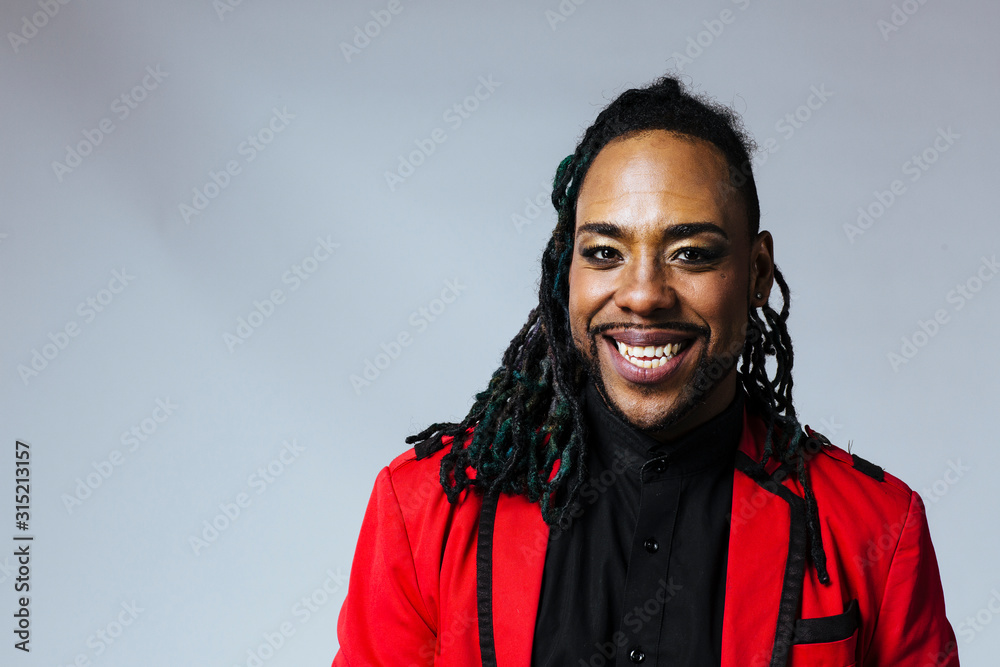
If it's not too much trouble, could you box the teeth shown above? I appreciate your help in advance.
[614,340,684,369]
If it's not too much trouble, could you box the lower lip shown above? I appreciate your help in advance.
[603,337,692,385]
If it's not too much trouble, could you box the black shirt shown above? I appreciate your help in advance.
[530,379,745,666]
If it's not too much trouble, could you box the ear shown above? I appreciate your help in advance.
[749,230,775,307]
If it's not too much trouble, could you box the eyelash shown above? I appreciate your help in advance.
[580,245,721,264]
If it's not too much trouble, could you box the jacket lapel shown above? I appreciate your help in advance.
[721,409,807,667]
[477,410,807,667]
[482,490,550,666]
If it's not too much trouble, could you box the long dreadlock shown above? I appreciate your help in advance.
[408,74,831,586]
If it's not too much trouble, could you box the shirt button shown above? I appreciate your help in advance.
[651,459,667,474]
[629,647,646,663]
[643,538,659,553]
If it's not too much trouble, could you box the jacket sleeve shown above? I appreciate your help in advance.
[864,490,959,666]
[332,465,437,666]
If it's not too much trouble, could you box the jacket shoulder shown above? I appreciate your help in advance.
[385,427,474,480]
[374,428,481,521]
[804,427,914,508]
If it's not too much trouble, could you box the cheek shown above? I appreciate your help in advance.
[693,271,747,339]
[566,260,606,346]
[567,263,587,338]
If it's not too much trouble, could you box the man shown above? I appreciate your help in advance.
[332,75,959,666]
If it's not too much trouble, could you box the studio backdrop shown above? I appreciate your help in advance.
[1,1,996,665]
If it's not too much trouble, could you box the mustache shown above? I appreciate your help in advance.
[589,321,711,338]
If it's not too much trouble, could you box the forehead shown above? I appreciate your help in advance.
[575,130,744,234]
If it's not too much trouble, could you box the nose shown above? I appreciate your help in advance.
[613,254,677,316]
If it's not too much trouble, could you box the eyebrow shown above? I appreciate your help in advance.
[575,221,730,242]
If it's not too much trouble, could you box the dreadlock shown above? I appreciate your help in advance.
[407,74,831,586]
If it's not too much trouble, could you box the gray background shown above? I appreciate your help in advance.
[1,0,996,664]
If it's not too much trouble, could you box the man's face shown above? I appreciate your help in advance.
[567,129,773,441]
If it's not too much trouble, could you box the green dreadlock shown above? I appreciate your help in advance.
[407,74,831,586]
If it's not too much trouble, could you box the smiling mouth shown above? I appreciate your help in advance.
[611,339,691,369]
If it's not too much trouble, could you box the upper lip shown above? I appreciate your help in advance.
[603,330,695,347]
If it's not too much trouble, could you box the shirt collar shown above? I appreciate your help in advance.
[583,378,746,478]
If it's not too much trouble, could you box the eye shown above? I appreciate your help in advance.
[580,245,621,263]
[675,247,720,264]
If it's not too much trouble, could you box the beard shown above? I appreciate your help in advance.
[572,322,744,437]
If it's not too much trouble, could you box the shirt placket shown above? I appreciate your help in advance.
[614,455,682,666]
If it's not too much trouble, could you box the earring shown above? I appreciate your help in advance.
[755,292,763,300]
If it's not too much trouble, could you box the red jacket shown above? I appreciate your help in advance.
[332,407,959,666]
